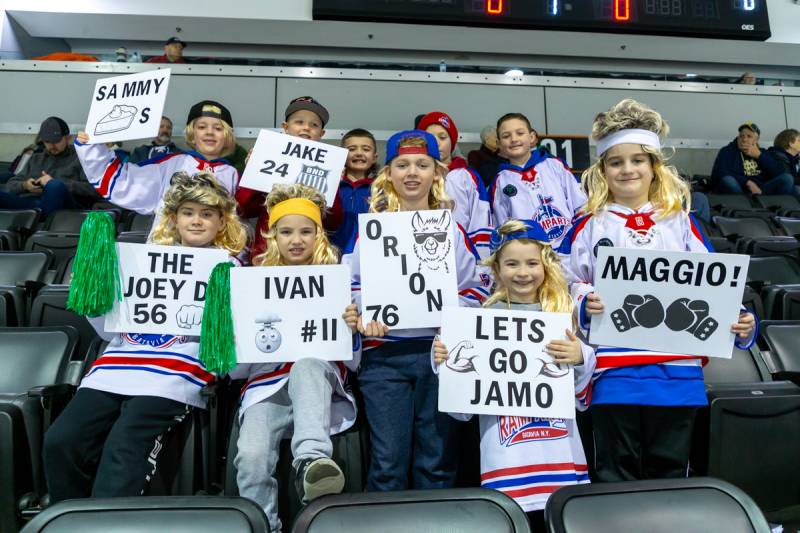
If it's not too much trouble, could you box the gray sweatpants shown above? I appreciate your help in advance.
[235,358,337,532]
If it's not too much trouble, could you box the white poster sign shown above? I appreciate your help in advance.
[238,129,347,207]
[86,69,171,144]
[358,210,459,330]
[438,307,576,419]
[591,247,749,358]
[105,243,227,335]
[231,264,353,363]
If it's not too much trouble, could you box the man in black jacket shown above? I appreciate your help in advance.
[768,128,800,198]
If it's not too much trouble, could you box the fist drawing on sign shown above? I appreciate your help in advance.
[176,305,204,329]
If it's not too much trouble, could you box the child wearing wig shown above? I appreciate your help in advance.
[231,184,359,533]
[491,113,586,247]
[43,171,247,502]
[418,111,493,258]
[434,219,594,527]
[75,100,239,235]
[559,99,757,482]
[342,130,491,491]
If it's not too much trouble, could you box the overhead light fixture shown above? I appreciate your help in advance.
[685,73,697,78]
[505,69,524,77]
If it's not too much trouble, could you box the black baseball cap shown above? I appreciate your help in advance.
[738,122,760,136]
[165,37,186,48]
[284,96,329,127]
[187,100,233,128]
[38,116,69,143]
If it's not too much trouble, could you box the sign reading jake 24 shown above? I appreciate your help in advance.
[239,129,348,207]
[438,307,576,419]
[358,210,458,330]
[590,247,749,358]
[85,69,171,144]
[104,243,227,336]
[230,264,352,363]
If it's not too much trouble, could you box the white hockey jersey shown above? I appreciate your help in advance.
[342,217,491,352]
[445,167,493,258]
[491,149,586,247]
[475,302,595,512]
[74,141,239,232]
[558,203,754,407]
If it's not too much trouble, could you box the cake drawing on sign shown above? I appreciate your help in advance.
[94,105,138,135]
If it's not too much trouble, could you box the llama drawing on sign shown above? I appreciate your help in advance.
[411,210,451,273]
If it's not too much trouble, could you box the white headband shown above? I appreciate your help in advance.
[596,128,661,155]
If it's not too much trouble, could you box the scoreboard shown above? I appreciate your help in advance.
[314,0,771,41]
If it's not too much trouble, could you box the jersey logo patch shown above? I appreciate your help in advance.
[593,237,614,257]
[520,168,539,189]
[502,184,517,197]
[536,194,570,241]
[624,212,657,245]
[125,334,183,348]
[498,416,568,446]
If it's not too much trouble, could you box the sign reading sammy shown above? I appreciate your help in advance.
[358,210,459,330]
[238,129,347,207]
[591,247,749,358]
[104,243,227,335]
[85,69,171,144]
[230,264,352,363]
[438,306,576,419]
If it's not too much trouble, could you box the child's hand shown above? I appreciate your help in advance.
[342,304,359,333]
[546,330,584,365]
[585,293,605,315]
[433,337,449,366]
[731,312,756,339]
[77,131,89,144]
[358,320,389,338]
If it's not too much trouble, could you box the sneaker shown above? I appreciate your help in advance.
[294,457,345,503]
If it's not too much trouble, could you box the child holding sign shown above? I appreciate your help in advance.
[231,184,359,533]
[342,130,490,491]
[75,100,239,234]
[491,113,586,247]
[434,219,595,526]
[417,111,493,258]
[559,99,757,482]
[43,171,246,502]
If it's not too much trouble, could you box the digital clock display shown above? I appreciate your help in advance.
[314,0,770,40]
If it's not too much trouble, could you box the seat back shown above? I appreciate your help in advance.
[43,210,119,233]
[703,347,767,385]
[116,231,149,244]
[775,217,800,237]
[128,213,155,233]
[707,194,753,212]
[0,209,39,232]
[545,477,770,533]
[759,321,800,378]
[20,496,269,533]
[0,251,51,284]
[24,232,80,280]
[293,488,531,533]
[713,217,775,238]
[0,327,78,395]
[748,256,800,286]
[29,286,98,361]
[754,195,800,211]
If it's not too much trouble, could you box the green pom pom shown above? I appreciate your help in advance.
[67,211,121,317]
[199,262,236,374]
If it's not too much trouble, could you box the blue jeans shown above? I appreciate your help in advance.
[716,173,794,195]
[689,192,711,223]
[357,340,457,491]
[0,179,78,215]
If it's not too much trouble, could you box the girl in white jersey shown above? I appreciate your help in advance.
[434,219,595,531]
[559,99,756,481]
[43,171,247,502]
[231,184,360,533]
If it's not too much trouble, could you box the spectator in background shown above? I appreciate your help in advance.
[768,128,800,198]
[711,122,792,196]
[146,37,187,64]
[129,117,178,163]
[0,117,101,214]
[468,125,503,187]
[738,72,757,85]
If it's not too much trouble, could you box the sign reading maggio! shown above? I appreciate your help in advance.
[438,307,576,419]
[238,129,348,207]
[104,243,227,335]
[590,247,749,358]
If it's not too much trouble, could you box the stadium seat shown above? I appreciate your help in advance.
[707,194,754,216]
[754,195,800,217]
[24,233,80,283]
[43,210,119,233]
[544,476,771,533]
[713,216,799,256]
[20,496,269,533]
[756,320,800,385]
[774,217,800,237]
[0,326,78,532]
[127,213,155,233]
[0,251,53,326]
[748,256,800,318]
[0,209,40,250]
[28,286,99,363]
[116,231,149,244]
[293,488,531,533]
[702,347,770,385]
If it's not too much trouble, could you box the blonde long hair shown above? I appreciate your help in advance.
[581,99,690,217]
[482,220,573,313]
[253,184,339,266]
[151,171,246,255]
[184,104,236,158]
[369,136,452,213]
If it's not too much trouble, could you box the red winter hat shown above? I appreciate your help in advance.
[418,111,458,153]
